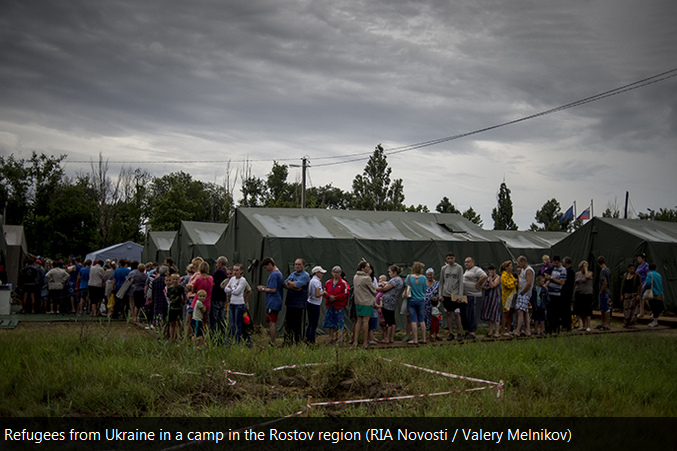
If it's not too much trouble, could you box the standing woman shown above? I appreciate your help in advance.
[323,265,350,345]
[499,261,518,336]
[644,264,664,327]
[621,263,642,329]
[352,261,376,348]
[376,265,404,344]
[423,268,439,333]
[480,264,502,338]
[128,263,148,323]
[189,261,215,330]
[224,263,248,344]
[306,266,327,345]
[406,262,428,345]
[573,261,594,332]
[636,253,650,317]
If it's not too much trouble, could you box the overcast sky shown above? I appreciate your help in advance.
[1,0,676,229]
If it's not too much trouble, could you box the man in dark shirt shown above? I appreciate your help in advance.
[561,257,576,332]
[283,258,310,345]
[210,256,229,340]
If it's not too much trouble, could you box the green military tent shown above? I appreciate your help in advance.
[481,230,569,269]
[552,217,677,312]
[170,221,228,272]
[142,231,177,264]
[222,208,513,330]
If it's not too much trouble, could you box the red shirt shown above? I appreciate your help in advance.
[190,275,214,312]
[324,278,350,309]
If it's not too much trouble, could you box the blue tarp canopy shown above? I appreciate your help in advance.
[85,241,143,263]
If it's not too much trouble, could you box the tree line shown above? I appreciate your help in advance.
[2,147,675,259]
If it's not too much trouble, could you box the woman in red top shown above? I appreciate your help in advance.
[188,261,214,328]
[322,265,350,345]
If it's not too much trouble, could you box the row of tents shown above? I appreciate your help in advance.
[140,209,677,328]
[3,209,677,327]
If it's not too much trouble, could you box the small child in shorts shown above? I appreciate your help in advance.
[192,290,207,349]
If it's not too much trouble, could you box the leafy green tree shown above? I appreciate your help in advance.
[529,198,573,231]
[491,182,518,230]
[462,207,483,227]
[43,178,98,258]
[435,197,461,214]
[638,207,677,222]
[0,154,31,225]
[0,152,67,256]
[406,204,430,213]
[306,184,351,210]
[351,144,405,211]
[602,207,620,219]
[146,172,211,231]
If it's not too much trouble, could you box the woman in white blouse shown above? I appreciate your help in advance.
[224,263,248,344]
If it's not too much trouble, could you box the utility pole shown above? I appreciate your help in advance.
[624,191,629,219]
[301,157,307,209]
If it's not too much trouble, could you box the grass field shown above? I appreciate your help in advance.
[1,321,676,417]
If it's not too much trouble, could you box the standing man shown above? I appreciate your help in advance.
[112,259,131,319]
[561,257,576,332]
[596,256,612,330]
[462,257,487,340]
[283,258,310,345]
[545,255,566,334]
[515,256,535,336]
[19,256,41,314]
[258,257,285,346]
[210,256,229,340]
[88,260,106,316]
[439,252,465,341]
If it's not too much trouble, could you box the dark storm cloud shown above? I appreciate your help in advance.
[0,0,675,227]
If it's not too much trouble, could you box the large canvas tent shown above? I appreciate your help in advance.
[142,231,177,264]
[85,241,143,263]
[170,221,228,272]
[4,225,28,288]
[552,217,677,312]
[222,208,513,330]
[481,230,568,269]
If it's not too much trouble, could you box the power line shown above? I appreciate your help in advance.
[312,67,677,168]
[64,68,677,168]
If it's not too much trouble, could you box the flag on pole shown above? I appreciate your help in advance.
[561,205,574,222]
[577,207,591,221]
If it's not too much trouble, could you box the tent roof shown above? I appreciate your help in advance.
[481,230,569,249]
[596,217,677,243]
[148,231,177,251]
[237,208,493,242]
[4,225,27,251]
[85,241,143,262]
[179,221,227,245]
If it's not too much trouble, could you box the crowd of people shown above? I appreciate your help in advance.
[15,250,666,347]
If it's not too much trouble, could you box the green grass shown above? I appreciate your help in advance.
[1,323,676,417]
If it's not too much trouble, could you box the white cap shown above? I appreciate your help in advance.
[312,265,327,274]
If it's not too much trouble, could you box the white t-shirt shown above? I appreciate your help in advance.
[307,275,323,306]
[463,266,487,297]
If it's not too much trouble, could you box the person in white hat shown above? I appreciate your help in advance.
[306,266,328,344]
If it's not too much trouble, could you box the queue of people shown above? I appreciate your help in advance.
[15,250,667,347]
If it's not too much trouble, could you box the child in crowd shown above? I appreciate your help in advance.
[368,276,386,345]
[534,276,549,336]
[192,290,207,349]
[166,273,186,342]
[430,299,442,341]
